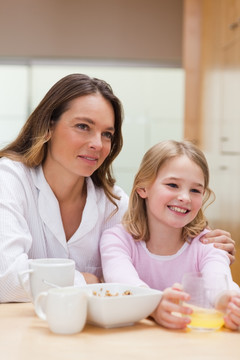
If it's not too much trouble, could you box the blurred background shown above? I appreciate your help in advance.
[0,0,239,284]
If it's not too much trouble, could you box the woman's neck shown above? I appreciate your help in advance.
[42,162,87,241]
[42,162,86,203]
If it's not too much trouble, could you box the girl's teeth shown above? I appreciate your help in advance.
[169,206,188,214]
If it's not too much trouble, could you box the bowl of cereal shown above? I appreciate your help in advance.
[82,283,162,328]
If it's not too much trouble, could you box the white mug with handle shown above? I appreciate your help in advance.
[35,287,88,334]
[18,258,75,302]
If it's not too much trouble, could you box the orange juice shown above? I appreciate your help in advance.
[186,304,224,331]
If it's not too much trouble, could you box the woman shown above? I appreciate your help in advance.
[0,73,235,302]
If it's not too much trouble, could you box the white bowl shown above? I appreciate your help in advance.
[82,283,162,328]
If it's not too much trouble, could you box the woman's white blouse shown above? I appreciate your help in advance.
[0,157,129,302]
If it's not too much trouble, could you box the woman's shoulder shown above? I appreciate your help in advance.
[87,178,129,206]
[112,184,129,207]
[0,158,39,200]
[94,180,128,199]
[0,158,45,194]
[0,157,31,178]
[113,183,129,198]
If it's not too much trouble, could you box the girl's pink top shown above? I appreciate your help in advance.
[100,224,239,291]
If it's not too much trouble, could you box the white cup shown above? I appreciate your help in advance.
[35,287,87,334]
[18,258,75,301]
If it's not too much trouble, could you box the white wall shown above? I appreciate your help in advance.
[0,63,185,194]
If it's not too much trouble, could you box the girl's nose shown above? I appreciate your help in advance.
[178,191,190,202]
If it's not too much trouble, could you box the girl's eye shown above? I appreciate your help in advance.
[166,183,178,188]
[191,188,202,194]
[102,131,114,140]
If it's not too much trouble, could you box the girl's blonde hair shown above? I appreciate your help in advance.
[122,140,214,242]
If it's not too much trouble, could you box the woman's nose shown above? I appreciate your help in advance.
[89,133,102,150]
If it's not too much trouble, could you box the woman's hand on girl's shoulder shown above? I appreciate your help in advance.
[200,229,236,264]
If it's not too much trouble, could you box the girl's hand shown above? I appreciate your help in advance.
[200,229,236,264]
[151,285,192,329]
[216,291,240,330]
[224,294,240,331]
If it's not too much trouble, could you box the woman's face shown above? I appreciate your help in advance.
[45,93,115,179]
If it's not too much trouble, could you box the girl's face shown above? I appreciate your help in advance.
[137,155,205,230]
[45,93,115,179]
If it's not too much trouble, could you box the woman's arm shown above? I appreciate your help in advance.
[82,272,101,284]
[0,168,33,302]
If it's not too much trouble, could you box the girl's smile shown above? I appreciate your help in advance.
[138,155,205,231]
[167,205,190,215]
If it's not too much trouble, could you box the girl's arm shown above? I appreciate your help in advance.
[198,240,240,330]
[153,241,239,330]
[100,225,148,287]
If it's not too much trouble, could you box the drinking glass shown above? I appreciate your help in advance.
[182,272,229,331]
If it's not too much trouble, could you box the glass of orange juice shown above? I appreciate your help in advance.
[182,272,229,331]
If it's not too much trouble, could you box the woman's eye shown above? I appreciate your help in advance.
[102,131,114,140]
[167,183,178,188]
[76,123,89,130]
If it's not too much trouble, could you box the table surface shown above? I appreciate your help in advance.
[0,303,239,360]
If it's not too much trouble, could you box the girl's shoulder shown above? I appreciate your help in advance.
[189,228,220,256]
[102,223,135,245]
[190,228,210,244]
[189,229,231,269]
[190,229,211,248]
[103,223,129,236]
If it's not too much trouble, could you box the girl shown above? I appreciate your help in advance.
[100,140,240,330]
